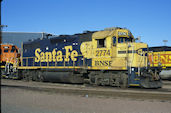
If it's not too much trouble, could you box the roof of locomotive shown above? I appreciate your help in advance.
[92,27,133,39]
[0,44,19,50]
[23,30,96,45]
[149,46,171,52]
[0,43,14,46]
[23,27,131,44]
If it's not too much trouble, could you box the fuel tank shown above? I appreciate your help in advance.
[38,68,84,83]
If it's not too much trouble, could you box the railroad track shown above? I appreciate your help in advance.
[2,79,171,102]
[163,80,171,85]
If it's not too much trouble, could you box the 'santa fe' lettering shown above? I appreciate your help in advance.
[35,46,78,62]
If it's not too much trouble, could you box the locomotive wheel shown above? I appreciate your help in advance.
[40,74,45,82]
[22,70,30,81]
[140,76,162,88]
[1,69,6,78]
[88,71,128,88]
[37,72,45,82]
[120,73,128,88]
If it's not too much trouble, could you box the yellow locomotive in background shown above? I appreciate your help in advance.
[1,27,162,88]
[148,46,171,80]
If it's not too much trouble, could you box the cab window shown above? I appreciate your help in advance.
[11,46,16,53]
[97,39,106,48]
[4,49,9,52]
[126,38,133,42]
[113,36,116,45]
[125,38,129,43]
[118,37,133,43]
[11,49,15,53]
[118,37,124,43]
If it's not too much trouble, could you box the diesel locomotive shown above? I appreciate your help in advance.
[0,44,20,78]
[1,27,162,88]
[148,46,171,80]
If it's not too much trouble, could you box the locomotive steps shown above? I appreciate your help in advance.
[2,79,171,102]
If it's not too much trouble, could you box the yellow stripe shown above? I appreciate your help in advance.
[90,66,127,70]
[134,78,140,81]
[18,66,128,70]
[2,75,7,77]
[135,72,139,75]
[13,77,18,79]
[18,66,89,70]
[0,66,5,68]
[129,84,140,86]
[162,67,166,69]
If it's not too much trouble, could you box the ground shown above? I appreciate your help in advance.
[1,82,171,113]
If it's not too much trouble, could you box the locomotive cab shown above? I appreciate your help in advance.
[0,44,20,65]
[81,27,162,88]
[0,44,20,79]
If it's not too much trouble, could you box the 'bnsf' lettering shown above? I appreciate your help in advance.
[35,46,78,62]
[149,54,171,64]
[95,60,112,66]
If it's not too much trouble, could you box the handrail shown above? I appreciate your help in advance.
[20,55,87,68]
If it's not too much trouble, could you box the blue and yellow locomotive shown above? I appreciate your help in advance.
[11,27,162,88]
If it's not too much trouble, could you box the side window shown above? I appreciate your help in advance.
[113,37,116,45]
[118,37,124,43]
[16,49,18,53]
[11,49,15,53]
[126,38,133,43]
[11,46,16,53]
[124,37,134,43]
[130,38,134,42]
[4,49,9,53]
[97,39,106,48]
[125,38,128,43]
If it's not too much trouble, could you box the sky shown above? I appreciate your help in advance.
[2,0,171,47]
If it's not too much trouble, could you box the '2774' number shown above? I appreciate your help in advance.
[96,50,110,56]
